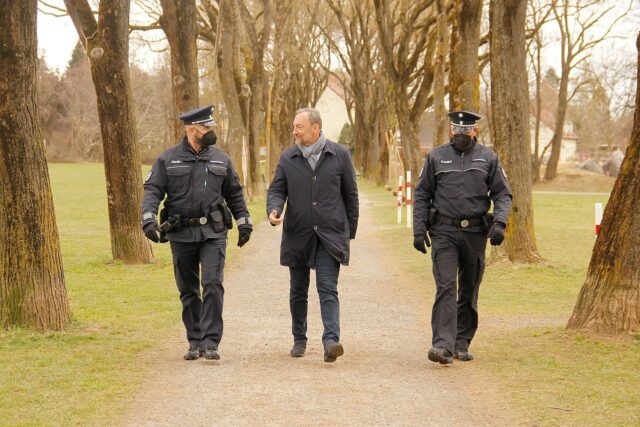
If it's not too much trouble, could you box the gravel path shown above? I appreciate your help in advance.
[120,194,515,426]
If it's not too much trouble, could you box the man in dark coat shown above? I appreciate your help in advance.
[267,108,359,363]
[141,105,252,361]
[413,111,512,364]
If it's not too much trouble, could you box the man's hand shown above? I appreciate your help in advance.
[488,222,506,246]
[143,222,160,243]
[238,227,252,247]
[269,210,283,226]
[413,233,431,254]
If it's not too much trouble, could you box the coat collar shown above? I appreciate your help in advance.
[178,137,211,160]
[289,139,336,158]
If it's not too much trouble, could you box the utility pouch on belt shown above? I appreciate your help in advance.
[427,208,439,229]
[210,209,226,233]
[220,202,233,230]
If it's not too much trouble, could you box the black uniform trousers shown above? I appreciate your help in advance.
[289,240,341,348]
[429,228,486,354]
[170,238,226,349]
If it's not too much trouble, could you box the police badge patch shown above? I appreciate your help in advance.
[145,171,152,182]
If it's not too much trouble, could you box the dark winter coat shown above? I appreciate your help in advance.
[267,140,359,267]
[413,141,512,235]
[141,138,250,242]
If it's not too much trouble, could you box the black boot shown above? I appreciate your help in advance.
[184,344,202,361]
[203,345,220,360]
[454,349,474,361]
[428,347,453,364]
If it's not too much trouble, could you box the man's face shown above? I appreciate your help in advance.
[292,113,320,146]
[189,124,213,141]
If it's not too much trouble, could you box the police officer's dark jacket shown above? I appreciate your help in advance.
[267,140,359,267]
[413,141,512,235]
[141,138,250,242]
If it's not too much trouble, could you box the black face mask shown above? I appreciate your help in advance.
[197,129,217,146]
[451,134,475,152]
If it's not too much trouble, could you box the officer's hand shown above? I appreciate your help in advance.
[143,222,160,243]
[413,233,430,254]
[269,210,283,226]
[238,227,252,247]
[488,222,506,246]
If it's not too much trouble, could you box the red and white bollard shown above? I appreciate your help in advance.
[397,175,404,224]
[406,171,412,228]
[595,203,603,237]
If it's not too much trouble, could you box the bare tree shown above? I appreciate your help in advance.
[325,0,389,183]
[433,0,450,148]
[64,0,153,263]
[490,0,542,263]
[567,32,640,334]
[448,0,482,112]
[0,0,70,329]
[544,0,632,180]
[266,0,330,179]
[526,0,553,182]
[374,0,438,175]
[159,0,200,142]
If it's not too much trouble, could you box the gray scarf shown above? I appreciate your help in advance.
[298,132,327,170]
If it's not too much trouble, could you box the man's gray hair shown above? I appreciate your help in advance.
[295,107,322,129]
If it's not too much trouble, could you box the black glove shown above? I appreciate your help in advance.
[413,233,431,254]
[237,227,252,247]
[488,222,506,246]
[143,222,160,243]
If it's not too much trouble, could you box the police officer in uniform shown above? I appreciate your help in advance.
[141,105,253,361]
[413,111,512,364]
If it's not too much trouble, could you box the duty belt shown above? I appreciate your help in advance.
[180,217,210,227]
[436,214,484,228]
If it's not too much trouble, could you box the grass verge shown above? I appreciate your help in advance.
[359,181,639,426]
[0,163,265,426]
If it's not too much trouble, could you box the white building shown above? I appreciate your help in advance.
[315,75,351,142]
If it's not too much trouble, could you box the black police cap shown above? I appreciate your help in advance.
[178,105,216,126]
[448,110,481,132]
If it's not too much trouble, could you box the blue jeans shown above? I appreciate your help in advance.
[289,241,341,347]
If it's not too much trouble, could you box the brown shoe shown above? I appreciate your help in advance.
[290,341,307,357]
[324,341,344,363]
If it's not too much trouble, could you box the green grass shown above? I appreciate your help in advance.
[360,182,640,426]
[0,163,265,426]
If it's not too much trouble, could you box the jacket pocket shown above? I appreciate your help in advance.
[166,165,192,194]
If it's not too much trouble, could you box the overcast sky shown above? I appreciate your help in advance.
[37,1,639,78]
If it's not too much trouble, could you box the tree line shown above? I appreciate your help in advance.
[1,0,638,338]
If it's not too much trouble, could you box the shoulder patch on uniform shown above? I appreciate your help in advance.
[419,167,424,178]
[440,160,453,164]
[145,171,152,182]
[501,168,507,179]
[170,160,182,164]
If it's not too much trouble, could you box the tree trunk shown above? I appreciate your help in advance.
[434,0,449,148]
[567,33,640,334]
[489,0,542,263]
[449,0,482,111]
[159,0,199,142]
[217,0,245,175]
[395,94,422,176]
[65,0,153,263]
[544,64,570,181]
[0,0,70,329]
